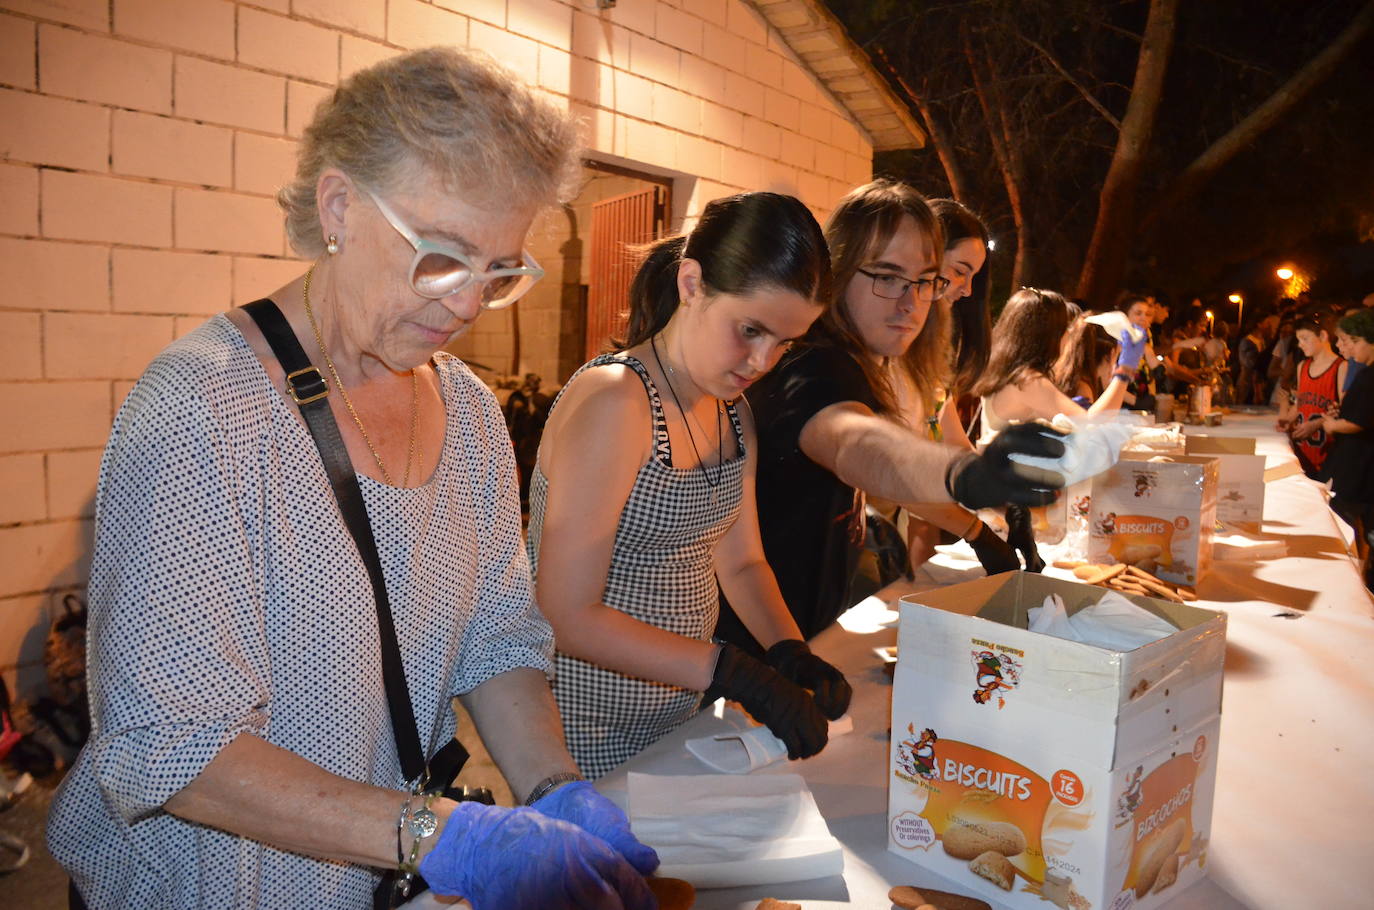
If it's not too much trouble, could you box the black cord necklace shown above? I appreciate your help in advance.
[650,335,725,496]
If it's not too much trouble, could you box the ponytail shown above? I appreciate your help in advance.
[621,235,688,348]
[616,192,829,349]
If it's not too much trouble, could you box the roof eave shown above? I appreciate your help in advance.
[747,0,926,152]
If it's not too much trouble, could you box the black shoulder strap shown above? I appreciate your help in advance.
[241,298,427,783]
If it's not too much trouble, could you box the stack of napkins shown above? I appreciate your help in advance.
[628,772,844,888]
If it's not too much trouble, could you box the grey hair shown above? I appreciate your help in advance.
[278,46,582,257]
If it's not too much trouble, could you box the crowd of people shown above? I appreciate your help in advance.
[41,46,1374,909]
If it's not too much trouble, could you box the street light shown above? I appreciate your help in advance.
[1276,267,1294,281]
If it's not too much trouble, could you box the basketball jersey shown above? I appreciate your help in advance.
[1293,357,1341,472]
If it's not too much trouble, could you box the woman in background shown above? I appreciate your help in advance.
[894,198,1023,575]
[976,289,1144,428]
[976,294,1138,572]
[1055,318,1120,407]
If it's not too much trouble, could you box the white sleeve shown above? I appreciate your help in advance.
[84,365,270,824]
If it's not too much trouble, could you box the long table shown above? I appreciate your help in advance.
[598,415,1373,909]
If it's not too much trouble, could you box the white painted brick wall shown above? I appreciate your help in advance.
[0,0,873,690]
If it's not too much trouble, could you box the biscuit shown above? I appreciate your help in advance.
[888,885,993,910]
[969,850,1016,891]
[1120,544,1163,565]
[1152,853,1179,893]
[754,900,800,910]
[1134,817,1187,897]
[941,818,1027,860]
[1040,870,1073,909]
[647,877,695,910]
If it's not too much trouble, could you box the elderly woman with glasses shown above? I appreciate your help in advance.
[47,48,655,910]
[715,180,1067,657]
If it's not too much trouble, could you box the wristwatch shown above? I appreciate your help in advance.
[524,771,583,806]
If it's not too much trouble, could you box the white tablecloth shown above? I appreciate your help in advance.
[598,415,1373,909]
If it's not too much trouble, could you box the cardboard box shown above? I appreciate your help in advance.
[888,573,1226,910]
[1184,436,1265,528]
[1088,454,1219,586]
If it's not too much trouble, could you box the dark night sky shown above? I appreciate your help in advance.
[824,0,1374,309]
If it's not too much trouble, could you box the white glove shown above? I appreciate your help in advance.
[1007,415,1139,487]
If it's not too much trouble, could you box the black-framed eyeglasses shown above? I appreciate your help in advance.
[856,268,950,302]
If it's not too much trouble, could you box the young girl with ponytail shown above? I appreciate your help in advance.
[526,192,851,779]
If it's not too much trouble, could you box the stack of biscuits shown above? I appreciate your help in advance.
[1055,561,1197,603]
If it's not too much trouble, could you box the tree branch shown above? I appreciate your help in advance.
[871,44,972,201]
[1019,33,1122,131]
[1141,0,1374,237]
[1076,0,1181,305]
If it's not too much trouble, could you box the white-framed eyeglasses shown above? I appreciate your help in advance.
[363,189,543,310]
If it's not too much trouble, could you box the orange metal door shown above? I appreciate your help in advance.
[586,185,666,360]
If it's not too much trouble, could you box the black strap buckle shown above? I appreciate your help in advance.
[285,366,329,404]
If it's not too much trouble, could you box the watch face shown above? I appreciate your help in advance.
[408,808,438,839]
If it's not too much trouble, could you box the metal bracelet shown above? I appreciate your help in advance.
[396,793,438,898]
[523,771,583,806]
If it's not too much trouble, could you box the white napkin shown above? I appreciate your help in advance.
[1028,592,1178,650]
[1007,415,1138,486]
[628,772,843,888]
[685,716,855,774]
[1123,422,1185,453]
[1085,310,1146,344]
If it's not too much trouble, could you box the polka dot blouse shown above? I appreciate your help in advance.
[46,314,553,909]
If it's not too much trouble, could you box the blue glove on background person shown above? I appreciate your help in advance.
[418,801,655,910]
[531,780,660,875]
[1117,329,1148,371]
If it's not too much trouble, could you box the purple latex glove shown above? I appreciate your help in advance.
[532,780,660,875]
[418,801,655,910]
[1117,329,1148,370]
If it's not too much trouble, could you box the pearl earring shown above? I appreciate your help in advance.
[326,233,340,255]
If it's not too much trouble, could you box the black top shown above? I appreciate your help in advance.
[1326,364,1374,502]
[715,344,881,654]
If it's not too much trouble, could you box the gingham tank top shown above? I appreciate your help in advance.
[527,353,745,778]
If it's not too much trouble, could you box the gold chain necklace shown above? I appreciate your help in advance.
[303,266,419,486]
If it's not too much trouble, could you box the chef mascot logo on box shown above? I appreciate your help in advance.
[971,649,1022,709]
[896,725,940,780]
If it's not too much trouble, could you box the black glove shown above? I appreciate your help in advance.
[1005,504,1046,574]
[946,422,1067,510]
[712,643,828,759]
[966,522,1020,575]
[764,639,852,720]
